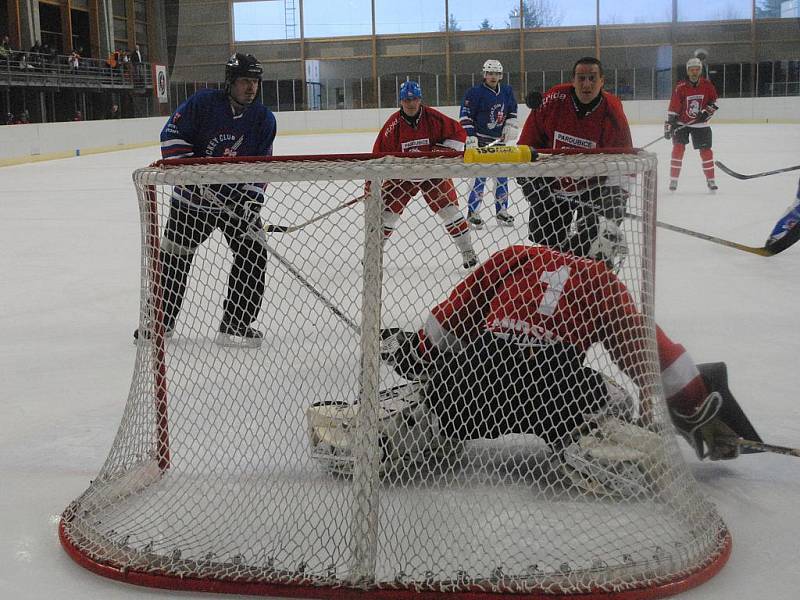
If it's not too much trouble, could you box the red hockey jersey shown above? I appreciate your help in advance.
[517,83,632,151]
[373,105,466,154]
[667,78,718,128]
[422,245,706,409]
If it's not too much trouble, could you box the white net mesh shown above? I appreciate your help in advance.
[60,152,730,598]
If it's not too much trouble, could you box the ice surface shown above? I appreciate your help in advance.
[1,124,798,599]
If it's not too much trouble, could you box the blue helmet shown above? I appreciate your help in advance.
[399,80,422,102]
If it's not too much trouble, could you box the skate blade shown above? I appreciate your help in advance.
[215,332,263,348]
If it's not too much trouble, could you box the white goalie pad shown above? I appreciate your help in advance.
[306,383,458,477]
[562,416,667,498]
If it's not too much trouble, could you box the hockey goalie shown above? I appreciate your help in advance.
[307,217,761,495]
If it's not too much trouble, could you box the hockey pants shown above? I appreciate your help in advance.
[424,332,608,450]
[158,203,268,331]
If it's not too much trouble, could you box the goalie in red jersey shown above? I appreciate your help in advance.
[371,80,478,269]
[664,58,720,192]
[516,57,633,253]
[373,219,762,493]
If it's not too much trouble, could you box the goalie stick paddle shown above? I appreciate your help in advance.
[714,161,800,180]
[735,438,800,458]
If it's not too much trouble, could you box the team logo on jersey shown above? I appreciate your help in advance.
[401,138,429,152]
[685,94,704,119]
[206,133,244,157]
[553,131,596,149]
[487,105,506,130]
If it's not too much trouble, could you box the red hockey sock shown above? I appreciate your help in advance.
[670,145,685,180]
[700,148,715,180]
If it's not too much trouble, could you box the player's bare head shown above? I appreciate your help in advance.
[399,80,423,116]
[225,53,263,107]
[572,57,604,104]
[686,57,703,83]
[482,59,503,86]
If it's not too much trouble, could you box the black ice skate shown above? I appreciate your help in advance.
[216,323,264,348]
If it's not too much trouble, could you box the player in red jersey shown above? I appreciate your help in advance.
[517,57,633,253]
[664,58,720,192]
[379,221,757,492]
[372,80,477,269]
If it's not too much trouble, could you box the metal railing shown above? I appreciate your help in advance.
[169,60,799,113]
[0,51,152,89]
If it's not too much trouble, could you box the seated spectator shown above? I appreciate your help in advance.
[5,112,14,125]
[107,103,122,119]
[29,40,42,69]
[16,110,30,124]
[18,53,35,71]
[73,110,83,121]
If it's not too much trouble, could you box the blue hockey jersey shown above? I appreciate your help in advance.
[161,88,276,159]
[160,89,277,211]
[459,83,518,144]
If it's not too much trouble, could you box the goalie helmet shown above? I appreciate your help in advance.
[482,59,503,76]
[571,216,628,271]
[225,53,263,85]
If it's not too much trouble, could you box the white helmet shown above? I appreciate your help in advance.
[483,59,503,76]
[686,57,703,71]
[587,217,628,271]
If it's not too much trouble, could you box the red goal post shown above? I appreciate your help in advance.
[60,150,730,599]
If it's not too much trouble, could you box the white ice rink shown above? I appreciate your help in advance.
[1,123,799,599]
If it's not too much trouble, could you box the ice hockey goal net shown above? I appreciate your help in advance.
[60,150,730,599]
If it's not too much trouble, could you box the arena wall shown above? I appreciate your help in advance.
[1,96,798,165]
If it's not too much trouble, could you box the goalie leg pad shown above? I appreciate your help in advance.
[561,417,666,498]
[306,383,460,478]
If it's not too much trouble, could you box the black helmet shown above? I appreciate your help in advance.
[225,53,263,85]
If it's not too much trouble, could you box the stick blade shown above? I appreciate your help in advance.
[715,160,750,180]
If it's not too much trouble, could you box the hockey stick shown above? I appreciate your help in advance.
[650,219,776,257]
[715,161,800,180]
[264,193,368,233]
[570,191,779,256]
[640,120,698,150]
[200,189,362,332]
[735,438,800,458]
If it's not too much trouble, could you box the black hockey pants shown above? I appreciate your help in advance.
[158,202,268,331]
[424,332,608,450]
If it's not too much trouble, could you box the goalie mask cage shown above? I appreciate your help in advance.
[60,151,730,599]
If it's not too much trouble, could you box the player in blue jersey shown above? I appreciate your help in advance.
[459,59,519,229]
[134,53,277,347]
[765,177,800,255]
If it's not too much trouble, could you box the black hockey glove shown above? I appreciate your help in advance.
[584,185,629,222]
[525,90,543,110]
[696,103,718,123]
[663,115,678,139]
[380,328,432,381]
